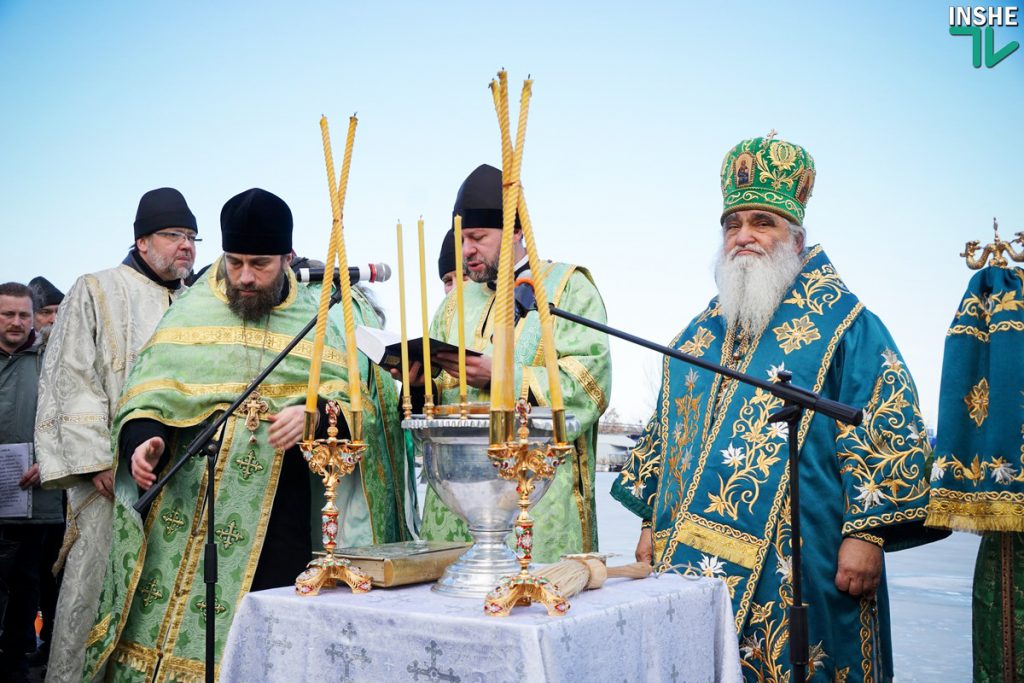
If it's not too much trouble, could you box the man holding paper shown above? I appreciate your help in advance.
[421,164,612,563]
[0,282,63,680]
[81,189,413,681]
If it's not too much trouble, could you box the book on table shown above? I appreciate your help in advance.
[355,325,481,372]
[333,540,470,587]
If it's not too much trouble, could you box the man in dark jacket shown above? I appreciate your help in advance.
[0,282,62,683]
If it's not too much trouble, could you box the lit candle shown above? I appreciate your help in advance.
[306,116,343,421]
[417,217,433,412]
[453,214,468,404]
[396,222,411,417]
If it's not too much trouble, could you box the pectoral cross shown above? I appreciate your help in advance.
[241,391,269,432]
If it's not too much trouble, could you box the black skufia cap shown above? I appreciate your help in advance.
[452,164,520,230]
[134,187,197,239]
[28,276,64,307]
[220,188,293,255]
[438,228,457,280]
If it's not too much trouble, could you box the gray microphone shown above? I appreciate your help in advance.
[294,263,392,284]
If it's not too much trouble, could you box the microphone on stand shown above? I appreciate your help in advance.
[293,263,392,285]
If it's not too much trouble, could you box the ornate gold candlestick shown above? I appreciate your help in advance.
[295,401,372,596]
[483,400,574,616]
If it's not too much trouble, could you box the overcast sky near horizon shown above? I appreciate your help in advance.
[2,1,1021,424]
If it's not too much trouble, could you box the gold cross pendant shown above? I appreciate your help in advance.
[240,391,269,432]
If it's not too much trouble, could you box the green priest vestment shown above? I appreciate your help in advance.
[420,261,612,563]
[82,262,412,682]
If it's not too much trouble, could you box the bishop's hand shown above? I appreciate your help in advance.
[635,527,653,565]
[131,437,166,491]
[835,536,883,598]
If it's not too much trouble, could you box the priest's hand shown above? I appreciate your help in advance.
[434,351,492,389]
[268,405,306,450]
[19,463,41,489]
[93,469,115,498]
[835,536,883,598]
[389,360,425,386]
[130,439,165,491]
[635,527,653,564]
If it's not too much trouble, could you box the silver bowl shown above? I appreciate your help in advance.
[404,408,578,598]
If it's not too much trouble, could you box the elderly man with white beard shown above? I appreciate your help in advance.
[612,134,944,682]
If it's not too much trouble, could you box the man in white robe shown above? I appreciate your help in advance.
[34,187,199,682]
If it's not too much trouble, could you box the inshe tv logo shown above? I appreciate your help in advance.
[949,6,1020,67]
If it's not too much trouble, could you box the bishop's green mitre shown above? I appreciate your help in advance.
[720,133,816,225]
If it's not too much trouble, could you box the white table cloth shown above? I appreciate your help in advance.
[220,574,741,682]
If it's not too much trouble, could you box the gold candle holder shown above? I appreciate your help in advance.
[295,401,372,596]
[483,399,574,617]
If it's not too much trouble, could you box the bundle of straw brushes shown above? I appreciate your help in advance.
[536,554,652,599]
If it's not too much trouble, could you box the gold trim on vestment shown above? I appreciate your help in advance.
[117,379,357,415]
[559,357,608,413]
[35,411,107,433]
[574,434,594,553]
[859,598,876,683]
[672,518,761,569]
[927,490,1024,532]
[112,640,159,679]
[947,320,1024,341]
[144,326,346,366]
[160,417,238,663]
[733,301,863,630]
[85,613,112,648]
[238,423,284,605]
[84,273,124,373]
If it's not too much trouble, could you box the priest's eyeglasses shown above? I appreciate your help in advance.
[155,230,202,244]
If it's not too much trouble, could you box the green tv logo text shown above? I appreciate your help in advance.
[949,6,1021,67]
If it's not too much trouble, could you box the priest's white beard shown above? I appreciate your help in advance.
[714,235,803,335]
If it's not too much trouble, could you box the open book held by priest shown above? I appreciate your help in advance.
[355,325,481,372]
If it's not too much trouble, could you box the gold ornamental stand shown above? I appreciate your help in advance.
[294,401,372,596]
[961,218,1024,269]
[483,400,573,616]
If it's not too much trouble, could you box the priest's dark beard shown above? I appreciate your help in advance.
[466,255,498,284]
[226,268,286,321]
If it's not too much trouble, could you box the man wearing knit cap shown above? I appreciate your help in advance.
[34,187,197,682]
[81,188,413,681]
[437,228,458,294]
[27,276,63,342]
[612,134,945,681]
[419,164,612,563]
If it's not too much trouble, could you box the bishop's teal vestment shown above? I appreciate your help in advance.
[613,246,944,682]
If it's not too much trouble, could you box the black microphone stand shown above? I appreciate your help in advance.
[549,306,862,683]
[133,290,341,683]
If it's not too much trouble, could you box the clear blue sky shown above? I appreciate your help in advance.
[2,1,1021,424]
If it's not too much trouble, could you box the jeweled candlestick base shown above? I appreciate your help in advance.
[483,400,573,616]
[295,401,372,596]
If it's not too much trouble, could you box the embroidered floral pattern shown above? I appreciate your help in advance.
[965,378,990,427]
[773,315,821,354]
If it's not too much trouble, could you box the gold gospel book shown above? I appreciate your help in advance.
[332,541,469,587]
